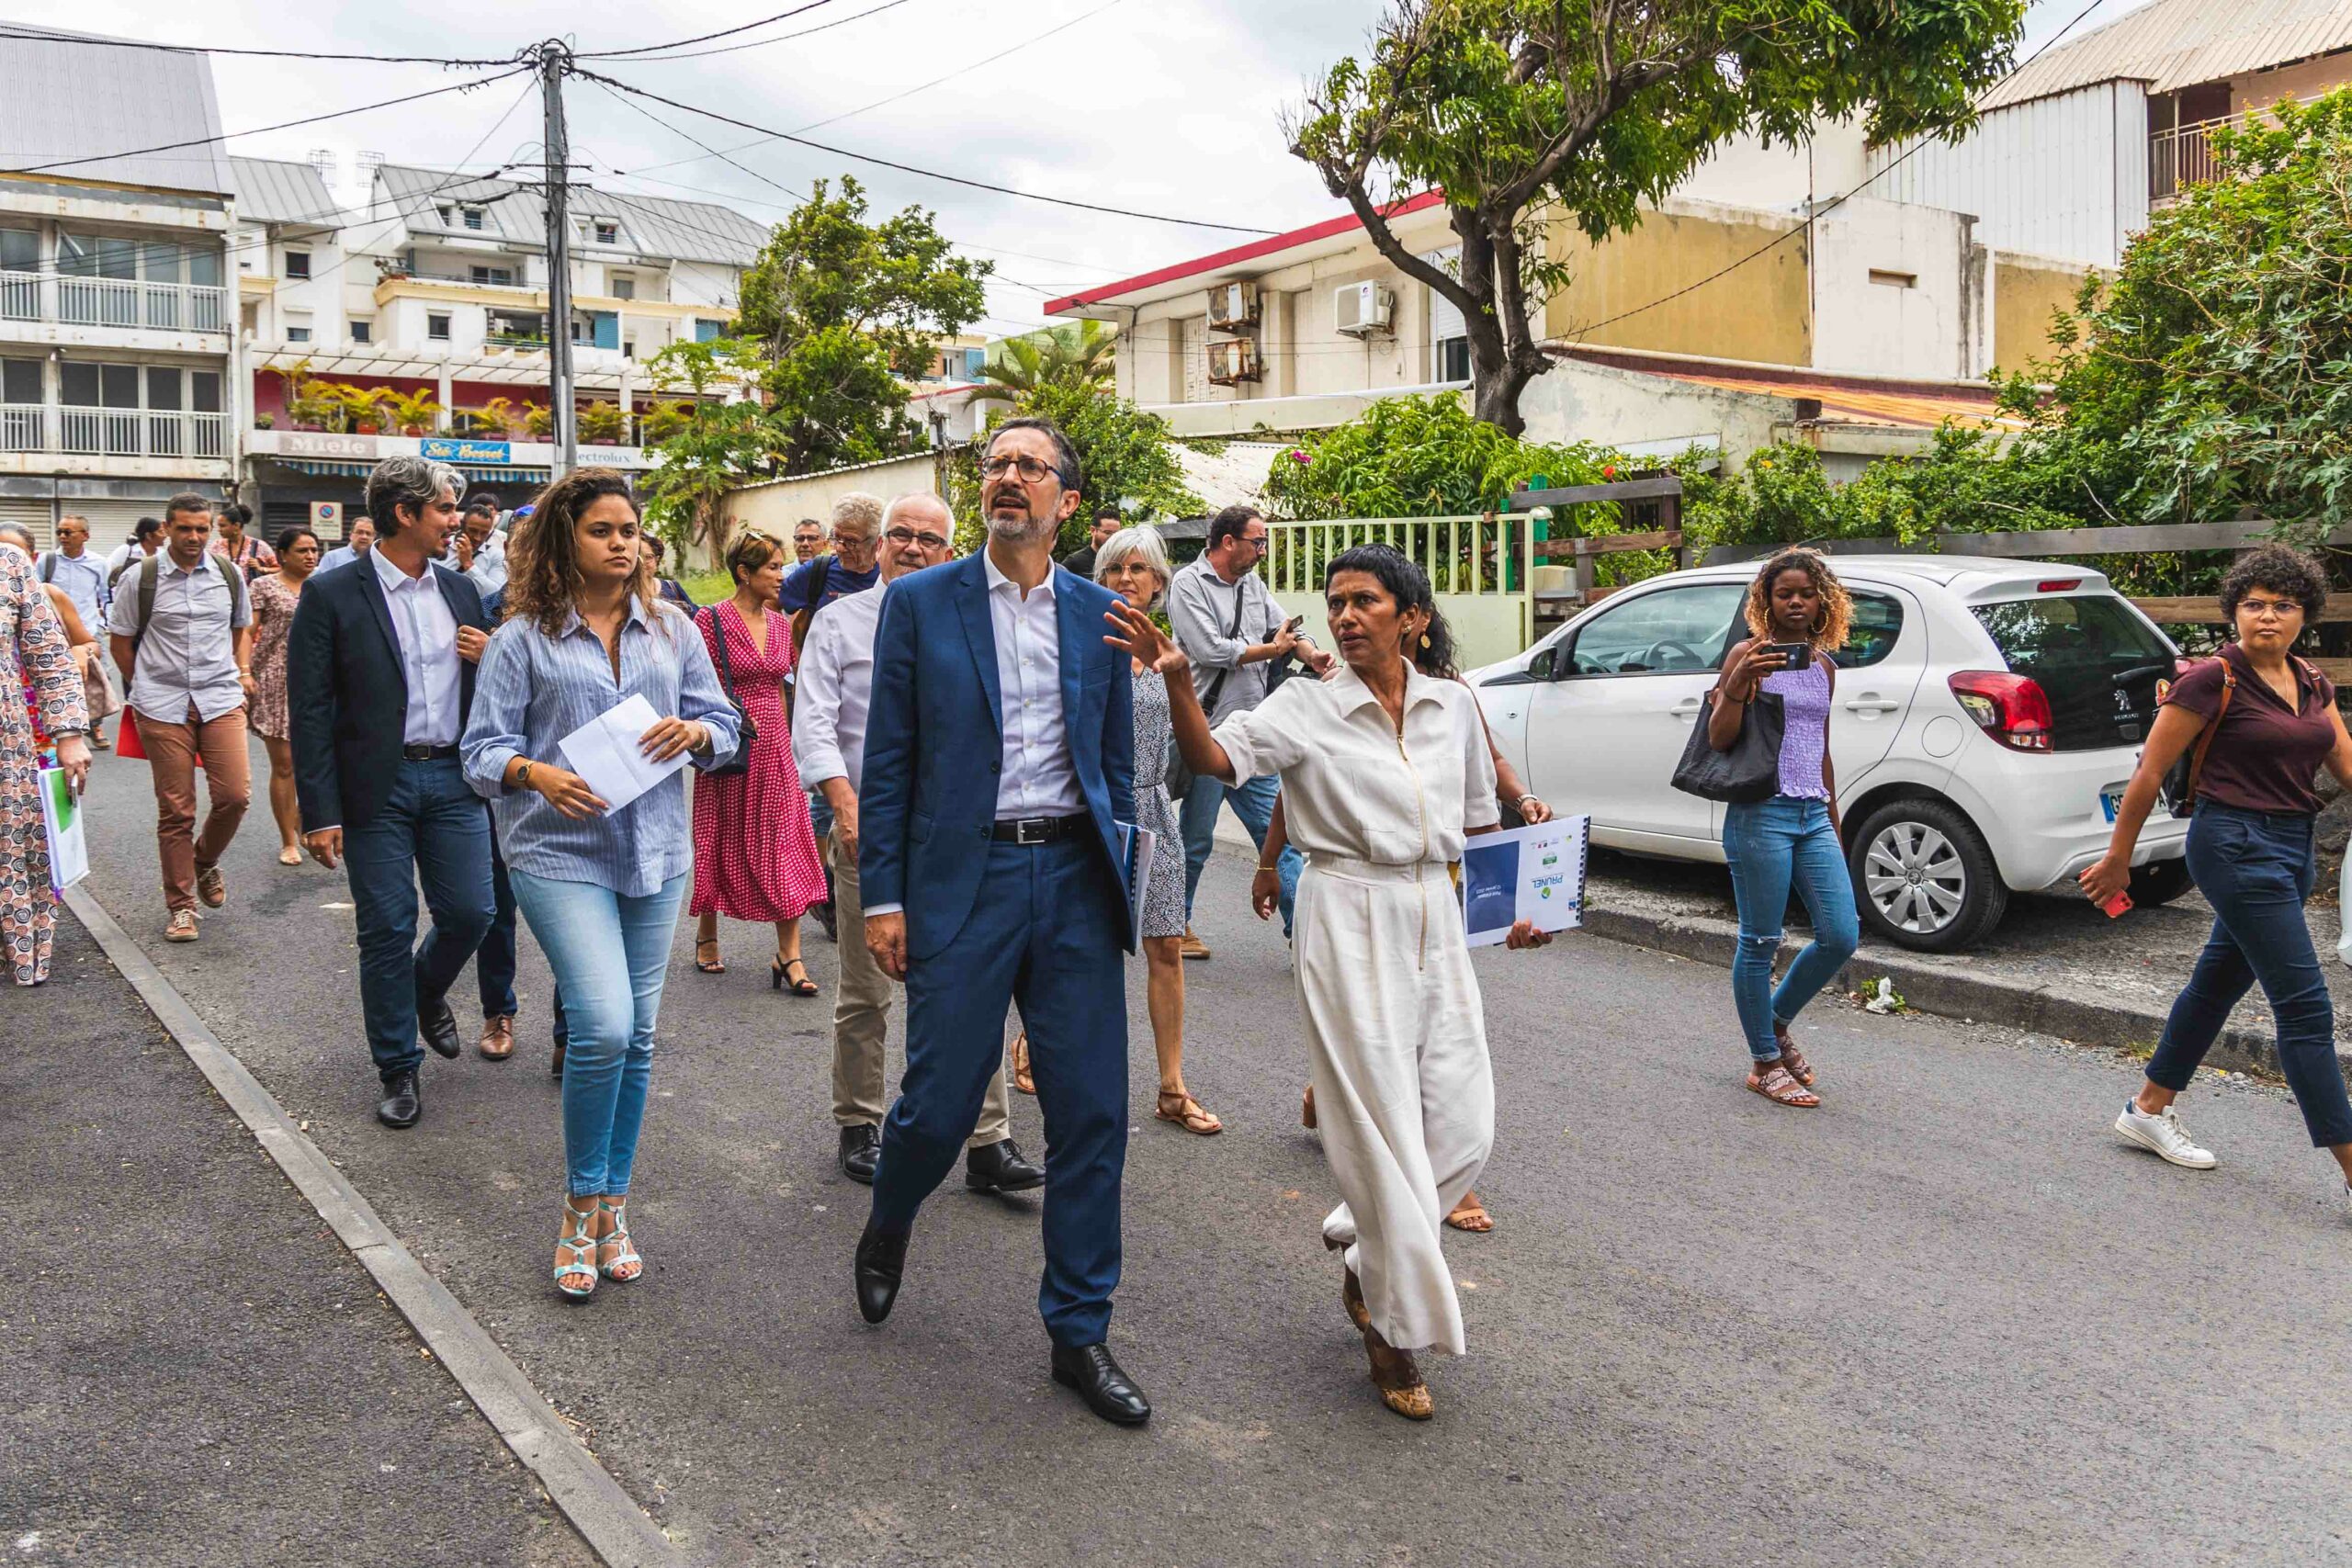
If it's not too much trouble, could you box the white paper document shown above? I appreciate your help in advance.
[40,765,88,895]
[1459,815,1589,948]
[557,693,689,815]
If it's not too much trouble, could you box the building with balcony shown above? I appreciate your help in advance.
[234,159,770,530]
[0,25,237,547]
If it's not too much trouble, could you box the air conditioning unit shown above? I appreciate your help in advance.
[1206,279,1260,332]
[1334,281,1395,337]
[1205,338,1260,386]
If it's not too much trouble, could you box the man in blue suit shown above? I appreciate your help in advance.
[289,456,495,1131]
[854,417,1148,1426]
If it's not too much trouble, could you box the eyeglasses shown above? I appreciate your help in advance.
[832,531,878,551]
[884,525,950,550]
[980,454,1058,484]
[1239,533,1269,548]
[2240,597,2301,621]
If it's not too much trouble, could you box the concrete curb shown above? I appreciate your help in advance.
[64,886,681,1568]
[1577,902,2296,1078]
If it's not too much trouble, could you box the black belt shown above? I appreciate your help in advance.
[401,743,461,761]
[988,814,1089,845]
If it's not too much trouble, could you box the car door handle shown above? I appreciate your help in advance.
[1844,696,1901,715]
[1670,697,1703,722]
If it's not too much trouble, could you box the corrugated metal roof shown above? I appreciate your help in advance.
[0,24,232,195]
[229,156,339,228]
[373,164,769,266]
[1982,0,2352,109]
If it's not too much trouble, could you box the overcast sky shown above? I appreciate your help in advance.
[16,0,2143,333]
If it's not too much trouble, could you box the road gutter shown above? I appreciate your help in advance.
[64,886,680,1568]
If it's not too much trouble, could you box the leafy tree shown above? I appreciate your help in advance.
[968,320,1117,408]
[947,381,1201,555]
[639,339,785,560]
[1287,0,2024,434]
[733,175,991,474]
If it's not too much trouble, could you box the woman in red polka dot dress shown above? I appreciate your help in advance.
[689,532,828,995]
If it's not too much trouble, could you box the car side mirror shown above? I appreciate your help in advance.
[1528,647,1557,681]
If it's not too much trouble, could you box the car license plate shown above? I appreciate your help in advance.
[2101,787,2125,823]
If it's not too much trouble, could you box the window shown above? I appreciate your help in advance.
[1835,592,1905,670]
[1435,337,1469,381]
[594,220,618,245]
[190,370,221,413]
[1868,269,1917,289]
[462,208,485,231]
[0,229,35,272]
[470,265,515,287]
[285,250,311,279]
[623,339,637,359]
[1,358,40,403]
[60,363,141,409]
[1972,593,2176,751]
[286,323,312,344]
[610,272,635,300]
[427,312,451,341]
[348,319,372,344]
[1566,583,1749,676]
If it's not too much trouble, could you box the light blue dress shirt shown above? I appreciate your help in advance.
[461,595,741,897]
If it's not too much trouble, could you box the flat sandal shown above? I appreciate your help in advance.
[1747,1061,1819,1109]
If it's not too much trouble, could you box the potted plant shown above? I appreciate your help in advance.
[643,400,693,444]
[577,399,628,445]
[474,396,520,437]
[254,412,276,430]
[525,402,555,439]
[379,389,443,437]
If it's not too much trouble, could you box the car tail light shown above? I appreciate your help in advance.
[2037,579,2083,592]
[1950,671,2053,751]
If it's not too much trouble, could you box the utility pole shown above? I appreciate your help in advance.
[538,39,578,477]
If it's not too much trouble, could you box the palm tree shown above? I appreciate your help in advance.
[967,321,1116,407]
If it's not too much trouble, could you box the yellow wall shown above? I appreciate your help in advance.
[1543,204,1814,366]
[1991,253,2095,374]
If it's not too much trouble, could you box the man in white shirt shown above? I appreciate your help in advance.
[315,516,377,575]
[37,514,115,745]
[793,492,1030,1190]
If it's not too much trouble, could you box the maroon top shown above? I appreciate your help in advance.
[2162,643,2339,815]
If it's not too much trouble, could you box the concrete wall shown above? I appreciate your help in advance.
[1518,355,1792,468]
[718,451,942,570]
[1990,251,2094,374]
[1676,119,1871,213]
[1541,198,1814,366]
[1808,197,1983,381]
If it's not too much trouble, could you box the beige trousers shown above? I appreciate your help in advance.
[831,821,1012,1145]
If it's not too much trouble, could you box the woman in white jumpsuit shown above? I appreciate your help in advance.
[1107,544,1550,1419]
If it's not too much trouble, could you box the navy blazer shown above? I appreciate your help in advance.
[288,554,489,833]
[860,552,1136,960]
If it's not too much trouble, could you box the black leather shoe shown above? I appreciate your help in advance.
[811,897,837,942]
[854,1217,910,1325]
[965,1138,1045,1193]
[417,990,462,1060]
[1050,1342,1150,1426]
[378,1069,421,1129]
[838,1123,881,1184]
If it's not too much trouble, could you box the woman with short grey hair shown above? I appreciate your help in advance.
[1092,525,1218,1134]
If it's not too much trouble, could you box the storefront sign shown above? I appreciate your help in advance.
[421,438,512,464]
[274,431,382,459]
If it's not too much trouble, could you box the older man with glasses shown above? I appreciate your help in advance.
[779,492,886,939]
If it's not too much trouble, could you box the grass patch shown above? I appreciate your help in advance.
[677,570,731,606]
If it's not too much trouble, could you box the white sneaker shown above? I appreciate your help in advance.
[2113,1100,2217,1169]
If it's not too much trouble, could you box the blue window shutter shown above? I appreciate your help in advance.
[695,319,722,343]
[591,311,619,350]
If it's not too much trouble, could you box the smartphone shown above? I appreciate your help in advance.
[1282,615,1305,635]
[1765,641,1814,670]
[2101,890,2133,919]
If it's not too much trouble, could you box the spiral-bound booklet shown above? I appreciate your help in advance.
[1460,815,1589,947]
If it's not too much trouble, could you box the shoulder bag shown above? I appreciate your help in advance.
[701,605,756,778]
[1670,686,1786,803]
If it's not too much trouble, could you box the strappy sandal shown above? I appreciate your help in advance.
[594,1198,643,1283]
[554,1201,598,1300]
[1747,1060,1820,1109]
[1444,1191,1494,1233]
[1011,1032,1035,1096]
[771,957,819,997]
[1772,1023,1816,1088]
[1301,1084,1317,1129]
[1361,1321,1433,1420]
[1155,1089,1223,1135]
[695,938,725,975]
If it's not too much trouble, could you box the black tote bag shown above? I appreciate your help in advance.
[1670,688,1785,804]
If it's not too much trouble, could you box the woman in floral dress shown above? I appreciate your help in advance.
[689,531,828,993]
[248,526,321,865]
[0,542,93,985]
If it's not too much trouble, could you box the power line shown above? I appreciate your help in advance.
[0,23,508,65]
[573,0,842,60]
[3,67,531,177]
[582,0,913,64]
[1562,0,2115,341]
[574,67,1280,234]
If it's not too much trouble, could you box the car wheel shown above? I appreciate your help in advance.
[1849,798,2007,953]
[2127,858,2195,908]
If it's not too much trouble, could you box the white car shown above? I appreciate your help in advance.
[1471,556,2194,953]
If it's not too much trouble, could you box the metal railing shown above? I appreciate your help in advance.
[0,270,35,321]
[34,407,229,459]
[0,272,230,333]
[2149,105,2291,200]
[0,402,42,452]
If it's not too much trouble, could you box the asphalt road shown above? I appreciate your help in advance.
[40,739,2352,1566]
[2,912,594,1567]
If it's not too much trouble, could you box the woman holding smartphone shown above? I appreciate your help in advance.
[2080,545,2352,1197]
[1708,547,1860,1108]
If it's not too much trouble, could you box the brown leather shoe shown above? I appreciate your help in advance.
[195,863,226,908]
[479,1014,515,1060]
[1180,927,1211,961]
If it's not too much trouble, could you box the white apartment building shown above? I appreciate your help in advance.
[0,26,237,547]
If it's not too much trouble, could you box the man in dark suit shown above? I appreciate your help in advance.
[289,456,496,1129]
[854,416,1148,1426]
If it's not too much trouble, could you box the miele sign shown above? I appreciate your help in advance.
[249,428,650,469]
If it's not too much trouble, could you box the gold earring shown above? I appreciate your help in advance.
[1419,632,1431,649]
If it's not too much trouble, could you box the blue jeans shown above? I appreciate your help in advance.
[477,840,568,1045]
[1180,772,1302,937]
[510,869,689,1197]
[1721,796,1860,1062]
[345,757,495,1081]
[2149,806,2352,1147]
[871,837,1127,1348]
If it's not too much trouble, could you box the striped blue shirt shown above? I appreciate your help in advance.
[461,595,741,897]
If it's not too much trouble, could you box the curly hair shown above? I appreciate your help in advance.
[1744,547,1852,651]
[2219,544,2327,631]
[504,468,662,638]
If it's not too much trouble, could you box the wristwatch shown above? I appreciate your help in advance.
[516,760,535,790]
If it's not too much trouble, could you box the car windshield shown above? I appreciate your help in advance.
[1972,592,2175,751]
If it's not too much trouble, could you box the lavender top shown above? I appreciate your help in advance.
[1762,657,1831,801]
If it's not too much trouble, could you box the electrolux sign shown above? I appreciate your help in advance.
[420,438,512,464]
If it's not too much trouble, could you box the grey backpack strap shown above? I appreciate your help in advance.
[38,551,54,584]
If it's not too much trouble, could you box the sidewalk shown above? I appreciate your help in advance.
[2,916,595,1568]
